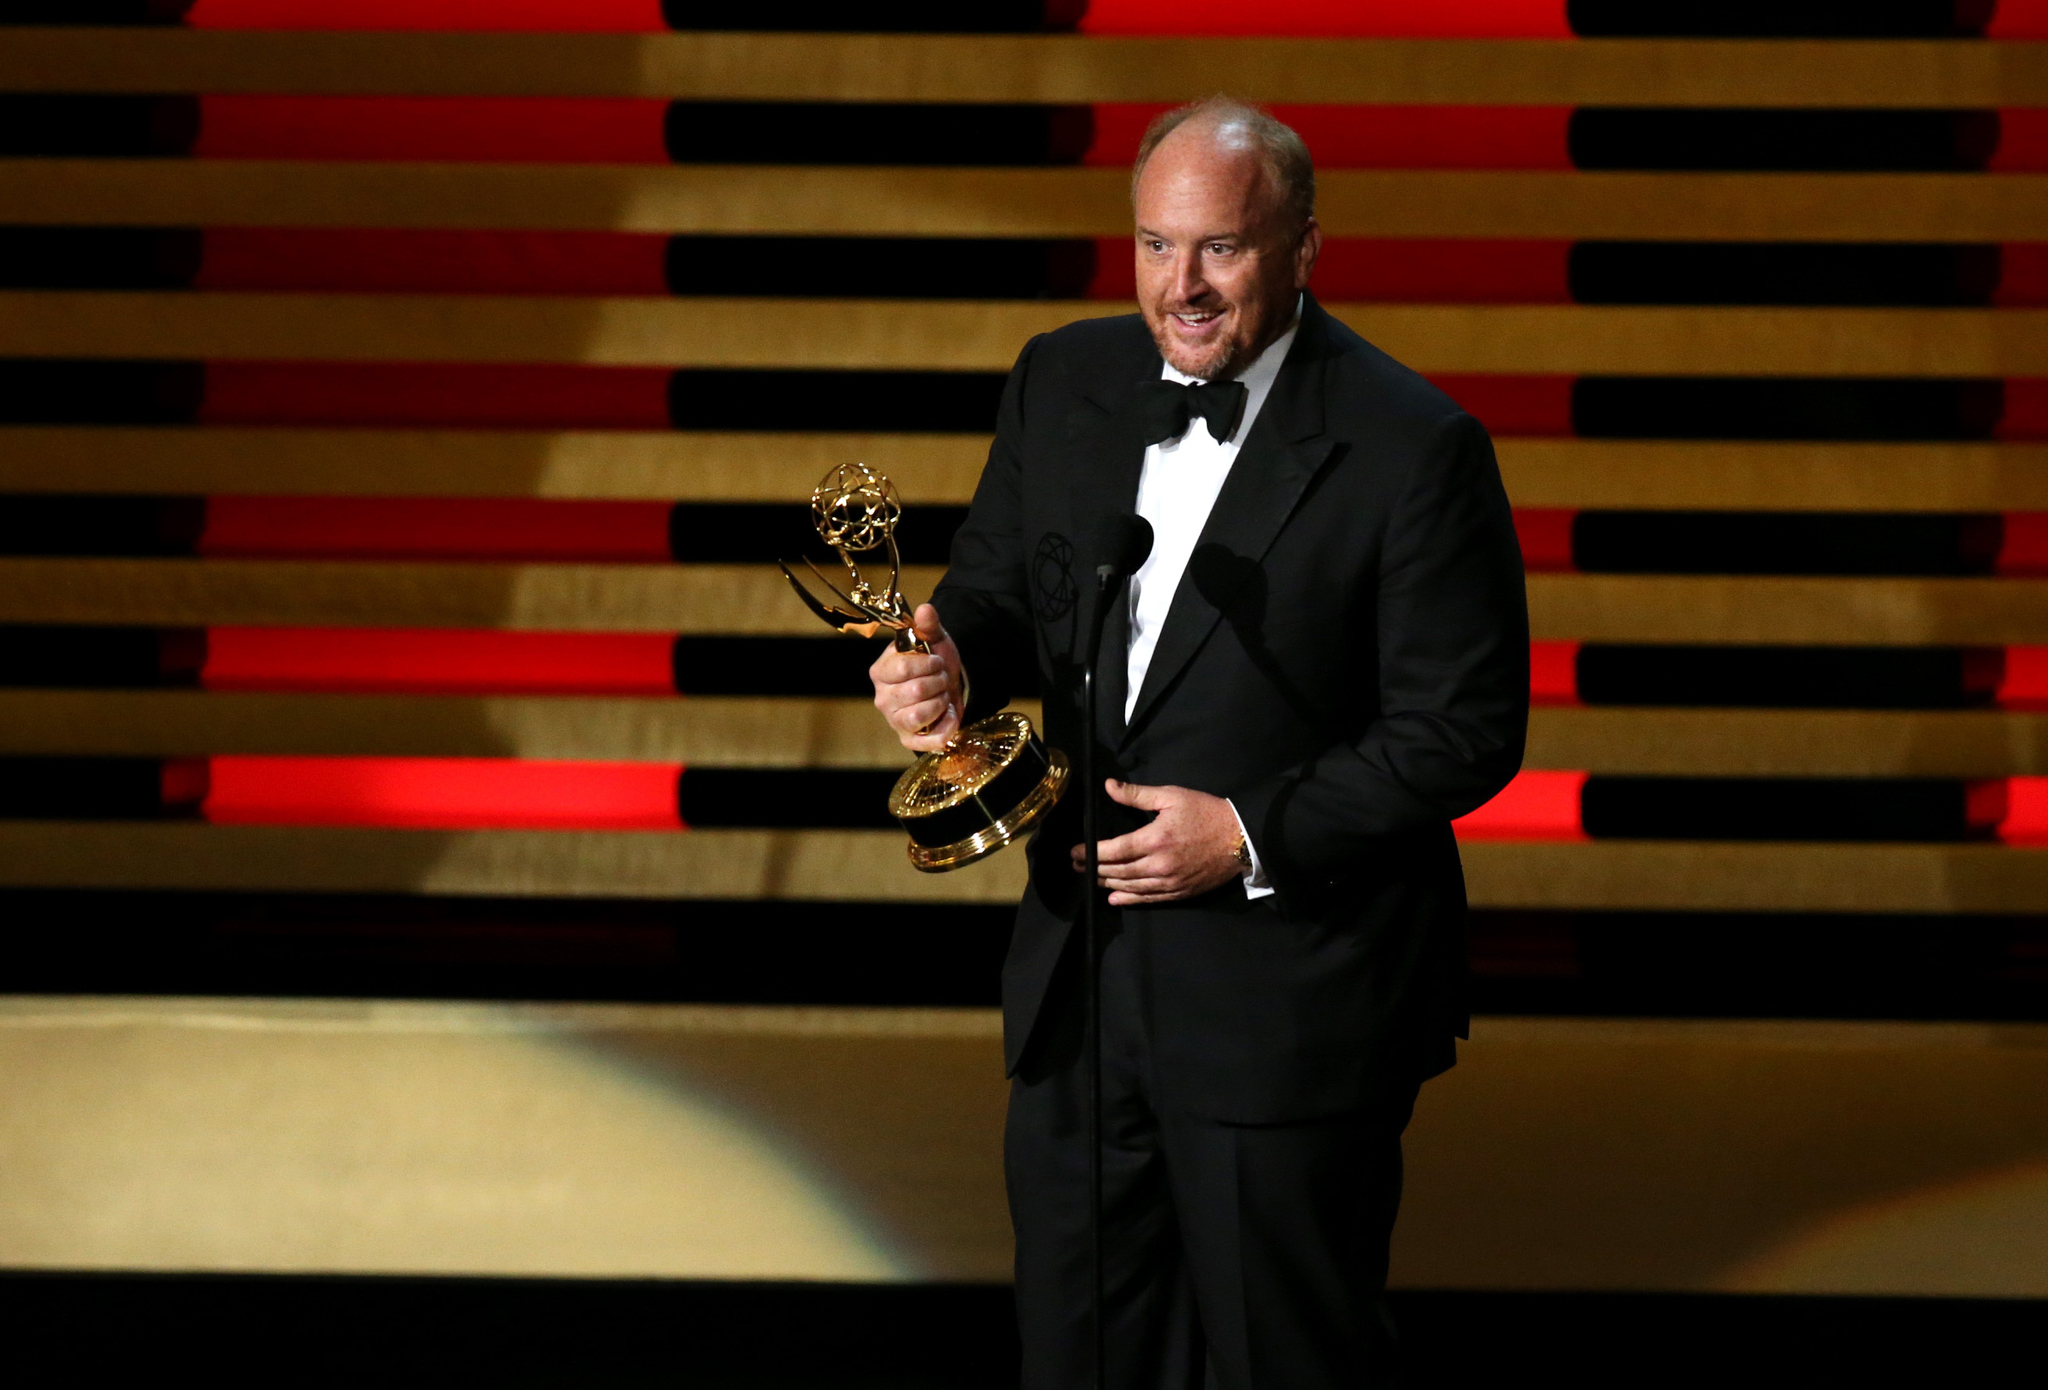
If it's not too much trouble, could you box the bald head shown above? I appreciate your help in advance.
[1131,100,1321,380]
[1132,97,1316,236]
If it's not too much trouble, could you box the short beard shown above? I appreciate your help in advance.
[1151,323,1244,382]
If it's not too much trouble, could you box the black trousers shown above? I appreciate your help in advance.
[1006,915,1421,1390]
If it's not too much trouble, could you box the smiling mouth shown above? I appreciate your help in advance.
[1171,310,1222,328]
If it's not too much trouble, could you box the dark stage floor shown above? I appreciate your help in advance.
[6,1274,2040,1388]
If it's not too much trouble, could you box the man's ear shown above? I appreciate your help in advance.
[1293,219,1323,292]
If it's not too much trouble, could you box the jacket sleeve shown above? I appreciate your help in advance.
[929,334,1041,719]
[1231,409,1530,886]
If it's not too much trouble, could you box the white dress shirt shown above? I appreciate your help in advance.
[1125,310,1300,898]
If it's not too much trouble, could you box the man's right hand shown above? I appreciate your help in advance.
[871,603,966,752]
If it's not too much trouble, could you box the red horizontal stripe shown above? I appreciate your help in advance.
[2002,777,2048,839]
[1997,514,2048,575]
[1088,104,1573,170]
[1080,0,1571,37]
[1999,647,2048,706]
[1990,0,2048,38]
[202,627,678,696]
[1994,245,2048,307]
[187,0,666,28]
[1530,641,1579,704]
[1452,770,1588,841]
[197,362,673,429]
[203,755,683,830]
[192,96,670,163]
[1426,374,1576,436]
[1090,237,1572,302]
[2007,773,2048,839]
[1997,380,2048,441]
[197,497,674,562]
[195,229,670,296]
[1513,509,1576,571]
[1993,110,2048,173]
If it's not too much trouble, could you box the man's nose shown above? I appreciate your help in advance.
[1171,248,1211,303]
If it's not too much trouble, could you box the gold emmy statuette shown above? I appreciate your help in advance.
[780,462,1069,872]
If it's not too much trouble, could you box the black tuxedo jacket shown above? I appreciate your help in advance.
[932,294,1528,1123]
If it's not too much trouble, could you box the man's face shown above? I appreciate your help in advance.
[1132,121,1320,381]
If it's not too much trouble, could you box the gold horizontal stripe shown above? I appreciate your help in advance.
[4,162,2043,242]
[0,428,994,502]
[4,293,2040,378]
[0,292,1120,371]
[1,821,2044,912]
[1,31,2041,106]
[4,429,2048,514]
[10,561,2048,642]
[5,690,2043,778]
[0,558,944,631]
[1498,441,2048,512]
[1528,574,2048,645]
[1462,839,2048,913]
[0,690,1042,766]
[0,823,1028,901]
[1527,707,2048,777]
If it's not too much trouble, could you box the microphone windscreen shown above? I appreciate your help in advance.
[1094,513,1154,578]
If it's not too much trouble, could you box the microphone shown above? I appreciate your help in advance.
[1094,513,1155,584]
[1081,514,1154,667]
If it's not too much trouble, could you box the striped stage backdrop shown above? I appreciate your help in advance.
[1,1,2047,1324]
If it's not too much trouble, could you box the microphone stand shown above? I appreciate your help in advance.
[1079,561,1118,1390]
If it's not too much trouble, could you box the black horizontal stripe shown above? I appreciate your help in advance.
[0,755,190,819]
[1568,241,2005,308]
[0,624,204,689]
[0,889,1011,1006]
[0,1,191,22]
[678,766,902,829]
[1574,644,2002,709]
[1569,108,2000,172]
[1570,511,2003,576]
[663,235,1100,299]
[1571,377,2006,440]
[3,890,2045,1025]
[662,0,1078,31]
[673,501,966,564]
[664,101,1093,166]
[0,359,203,425]
[1471,907,2048,1021]
[1566,0,1992,38]
[1580,776,1995,842]
[667,369,1006,432]
[0,93,198,158]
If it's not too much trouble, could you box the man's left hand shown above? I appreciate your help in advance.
[1070,780,1245,906]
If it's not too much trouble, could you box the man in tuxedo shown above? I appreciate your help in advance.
[871,96,1527,1388]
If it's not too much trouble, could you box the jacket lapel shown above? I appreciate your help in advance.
[1120,299,1340,742]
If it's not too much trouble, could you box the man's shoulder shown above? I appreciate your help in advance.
[1308,305,1470,435]
[1022,311,1155,390]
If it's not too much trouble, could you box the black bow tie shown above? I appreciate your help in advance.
[1137,378,1249,448]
